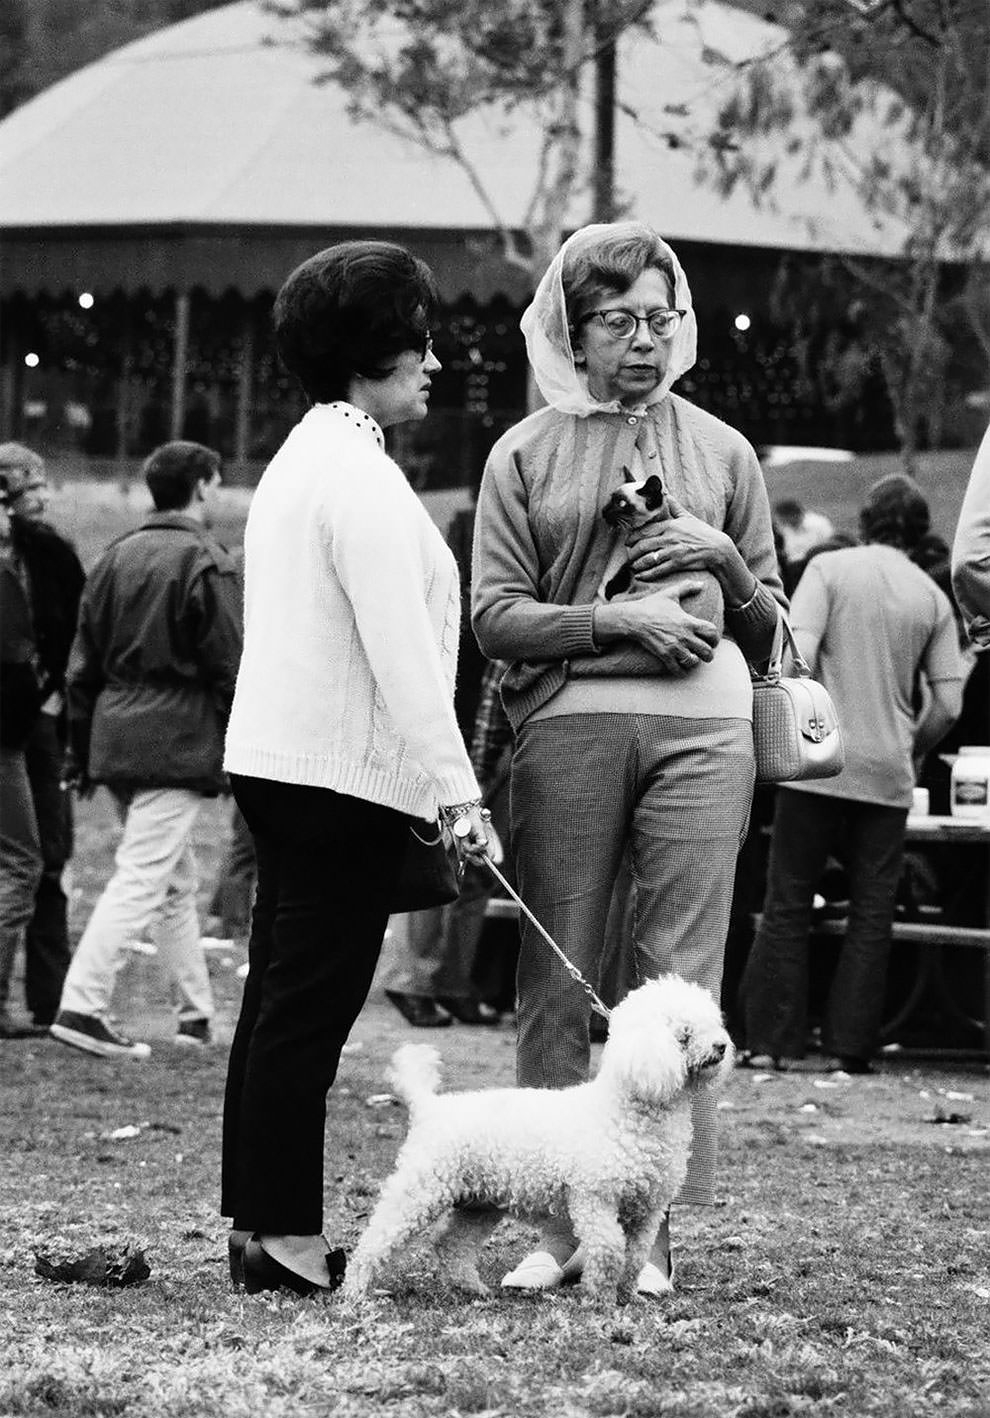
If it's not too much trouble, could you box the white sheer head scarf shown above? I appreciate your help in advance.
[519,222,698,417]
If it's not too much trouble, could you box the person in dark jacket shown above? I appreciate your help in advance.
[51,441,242,1059]
[0,445,86,1037]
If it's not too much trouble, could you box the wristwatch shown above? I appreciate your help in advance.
[451,816,474,840]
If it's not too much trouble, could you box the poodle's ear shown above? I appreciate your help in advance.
[599,1015,685,1105]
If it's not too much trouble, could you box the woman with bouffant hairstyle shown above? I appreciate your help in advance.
[221,241,490,1296]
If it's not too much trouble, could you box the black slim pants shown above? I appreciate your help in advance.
[24,714,73,1024]
[222,775,409,1235]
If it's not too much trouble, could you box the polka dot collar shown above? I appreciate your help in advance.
[320,401,385,450]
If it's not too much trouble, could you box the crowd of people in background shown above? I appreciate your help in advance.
[1,226,989,1300]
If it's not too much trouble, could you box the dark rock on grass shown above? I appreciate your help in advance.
[34,1241,151,1287]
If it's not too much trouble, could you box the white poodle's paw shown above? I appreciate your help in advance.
[635,1260,674,1298]
[579,1286,621,1313]
[449,1267,491,1297]
[341,1262,374,1300]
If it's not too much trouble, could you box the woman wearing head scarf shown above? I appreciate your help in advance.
[472,221,787,1293]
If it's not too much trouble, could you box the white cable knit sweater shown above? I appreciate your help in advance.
[224,403,481,820]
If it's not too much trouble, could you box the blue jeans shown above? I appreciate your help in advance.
[741,788,908,1062]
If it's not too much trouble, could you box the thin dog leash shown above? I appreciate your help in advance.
[479,855,612,1021]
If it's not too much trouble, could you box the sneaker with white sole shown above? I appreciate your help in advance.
[175,1017,212,1046]
[50,1010,151,1059]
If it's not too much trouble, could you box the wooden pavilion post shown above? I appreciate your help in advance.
[115,300,133,466]
[0,317,18,438]
[233,301,255,474]
[170,288,191,440]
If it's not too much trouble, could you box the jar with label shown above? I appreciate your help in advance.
[950,746,990,819]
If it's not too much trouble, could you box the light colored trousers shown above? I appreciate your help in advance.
[511,714,754,1206]
[59,787,213,1021]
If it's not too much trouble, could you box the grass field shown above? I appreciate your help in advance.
[2,450,985,1416]
[46,445,977,571]
[0,791,988,1417]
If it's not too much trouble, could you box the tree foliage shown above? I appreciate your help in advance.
[701,0,990,457]
[267,0,653,277]
[0,0,230,115]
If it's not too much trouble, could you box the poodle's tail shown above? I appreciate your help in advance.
[386,1043,442,1113]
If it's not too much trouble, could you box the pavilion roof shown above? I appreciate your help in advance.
[0,0,910,299]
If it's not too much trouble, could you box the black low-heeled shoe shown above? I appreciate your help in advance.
[228,1229,251,1287]
[242,1236,346,1297]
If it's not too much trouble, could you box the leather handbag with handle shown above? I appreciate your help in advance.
[751,612,845,784]
[389,818,461,913]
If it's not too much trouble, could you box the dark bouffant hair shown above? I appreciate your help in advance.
[143,441,221,511]
[563,223,676,330]
[273,241,439,404]
[859,473,931,552]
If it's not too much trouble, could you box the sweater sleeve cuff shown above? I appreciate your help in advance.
[560,603,601,656]
[435,768,484,807]
[725,583,780,664]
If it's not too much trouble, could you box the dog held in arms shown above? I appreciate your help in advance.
[344,975,733,1307]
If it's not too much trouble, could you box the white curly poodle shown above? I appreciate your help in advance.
[345,974,733,1306]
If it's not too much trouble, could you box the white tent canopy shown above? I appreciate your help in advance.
[0,0,908,256]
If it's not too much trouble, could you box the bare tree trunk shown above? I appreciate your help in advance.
[525,0,586,412]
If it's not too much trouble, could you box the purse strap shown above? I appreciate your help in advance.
[760,609,814,683]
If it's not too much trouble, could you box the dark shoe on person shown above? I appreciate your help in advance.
[175,1016,212,1047]
[228,1229,251,1287]
[242,1236,346,1296]
[436,996,500,1026]
[0,1008,47,1039]
[825,1055,873,1075]
[50,1010,151,1059]
[385,992,452,1028]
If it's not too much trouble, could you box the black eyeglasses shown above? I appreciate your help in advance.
[582,308,686,341]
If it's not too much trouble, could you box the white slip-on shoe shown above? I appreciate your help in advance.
[500,1249,567,1290]
[636,1257,675,1297]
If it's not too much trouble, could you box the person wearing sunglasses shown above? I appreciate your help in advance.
[472,221,786,1295]
[221,242,489,1296]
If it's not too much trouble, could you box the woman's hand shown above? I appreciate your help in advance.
[443,802,494,866]
[594,588,719,675]
[626,496,733,579]
[626,495,757,605]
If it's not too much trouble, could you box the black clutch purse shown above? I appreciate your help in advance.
[389,819,461,913]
